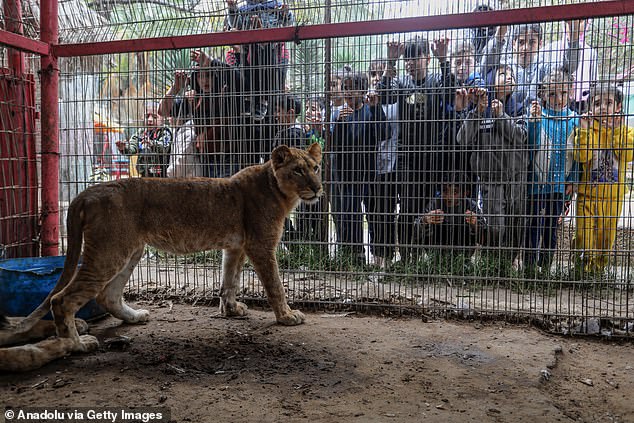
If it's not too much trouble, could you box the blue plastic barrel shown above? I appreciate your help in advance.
[0,256,107,321]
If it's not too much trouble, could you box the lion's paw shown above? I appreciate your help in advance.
[130,309,150,323]
[77,334,100,352]
[221,301,248,317]
[277,309,305,326]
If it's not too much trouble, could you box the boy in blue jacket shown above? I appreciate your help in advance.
[526,70,578,271]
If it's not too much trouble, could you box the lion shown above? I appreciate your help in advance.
[0,143,322,372]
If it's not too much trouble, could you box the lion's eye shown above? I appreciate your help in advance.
[293,168,304,176]
[313,165,319,174]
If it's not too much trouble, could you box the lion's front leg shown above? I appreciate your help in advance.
[245,248,305,326]
[219,249,248,317]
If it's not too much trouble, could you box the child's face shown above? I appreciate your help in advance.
[541,82,571,111]
[442,185,463,207]
[404,55,430,81]
[196,70,212,93]
[145,109,161,128]
[494,67,515,98]
[451,52,475,83]
[329,77,344,104]
[342,79,365,109]
[305,101,323,123]
[590,93,622,127]
[275,106,296,126]
[513,30,541,68]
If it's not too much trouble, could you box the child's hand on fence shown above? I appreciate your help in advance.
[491,99,504,117]
[173,70,188,92]
[190,49,210,67]
[424,209,444,224]
[366,90,380,106]
[529,100,542,121]
[470,87,488,114]
[338,104,354,121]
[455,88,469,112]
[465,210,477,227]
[431,37,450,61]
[579,112,592,129]
[386,41,404,61]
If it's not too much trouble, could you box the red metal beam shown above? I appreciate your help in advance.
[0,29,49,56]
[40,0,60,256]
[53,0,634,57]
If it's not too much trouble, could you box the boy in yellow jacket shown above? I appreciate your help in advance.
[573,84,634,273]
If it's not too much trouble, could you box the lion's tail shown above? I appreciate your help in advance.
[12,197,85,334]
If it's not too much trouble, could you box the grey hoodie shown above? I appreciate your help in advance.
[457,108,528,182]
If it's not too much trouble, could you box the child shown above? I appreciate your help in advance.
[299,96,328,245]
[525,70,579,271]
[456,64,527,261]
[331,72,388,265]
[415,173,487,257]
[224,0,294,121]
[368,59,400,268]
[273,94,306,148]
[450,40,484,88]
[573,83,634,273]
[481,22,581,109]
[116,103,172,178]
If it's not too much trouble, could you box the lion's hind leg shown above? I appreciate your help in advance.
[219,248,248,317]
[50,251,136,352]
[96,247,149,324]
[0,336,94,373]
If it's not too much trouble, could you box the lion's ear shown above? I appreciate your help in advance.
[307,142,322,163]
[272,145,292,168]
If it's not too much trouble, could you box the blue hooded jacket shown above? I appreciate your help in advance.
[527,106,579,195]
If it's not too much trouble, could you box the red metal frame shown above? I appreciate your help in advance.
[0,0,634,257]
[52,0,634,57]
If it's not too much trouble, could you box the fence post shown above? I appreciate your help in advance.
[40,0,60,256]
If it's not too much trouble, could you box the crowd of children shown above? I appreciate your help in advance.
[117,2,634,276]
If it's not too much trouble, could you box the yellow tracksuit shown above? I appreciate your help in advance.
[573,124,634,272]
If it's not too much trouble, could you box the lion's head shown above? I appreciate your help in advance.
[271,143,323,204]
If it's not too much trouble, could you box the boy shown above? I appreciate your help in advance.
[525,70,579,271]
[273,94,306,148]
[481,22,581,109]
[116,103,172,178]
[376,36,452,262]
[456,64,527,261]
[573,83,634,273]
[331,72,388,265]
[415,174,487,257]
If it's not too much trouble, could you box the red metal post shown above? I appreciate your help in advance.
[3,0,25,75]
[40,0,60,256]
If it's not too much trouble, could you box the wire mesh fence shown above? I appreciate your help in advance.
[2,0,634,336]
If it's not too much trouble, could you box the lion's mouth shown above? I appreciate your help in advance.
[301,191,323,204]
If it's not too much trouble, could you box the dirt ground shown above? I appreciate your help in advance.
[1,302,633,423]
